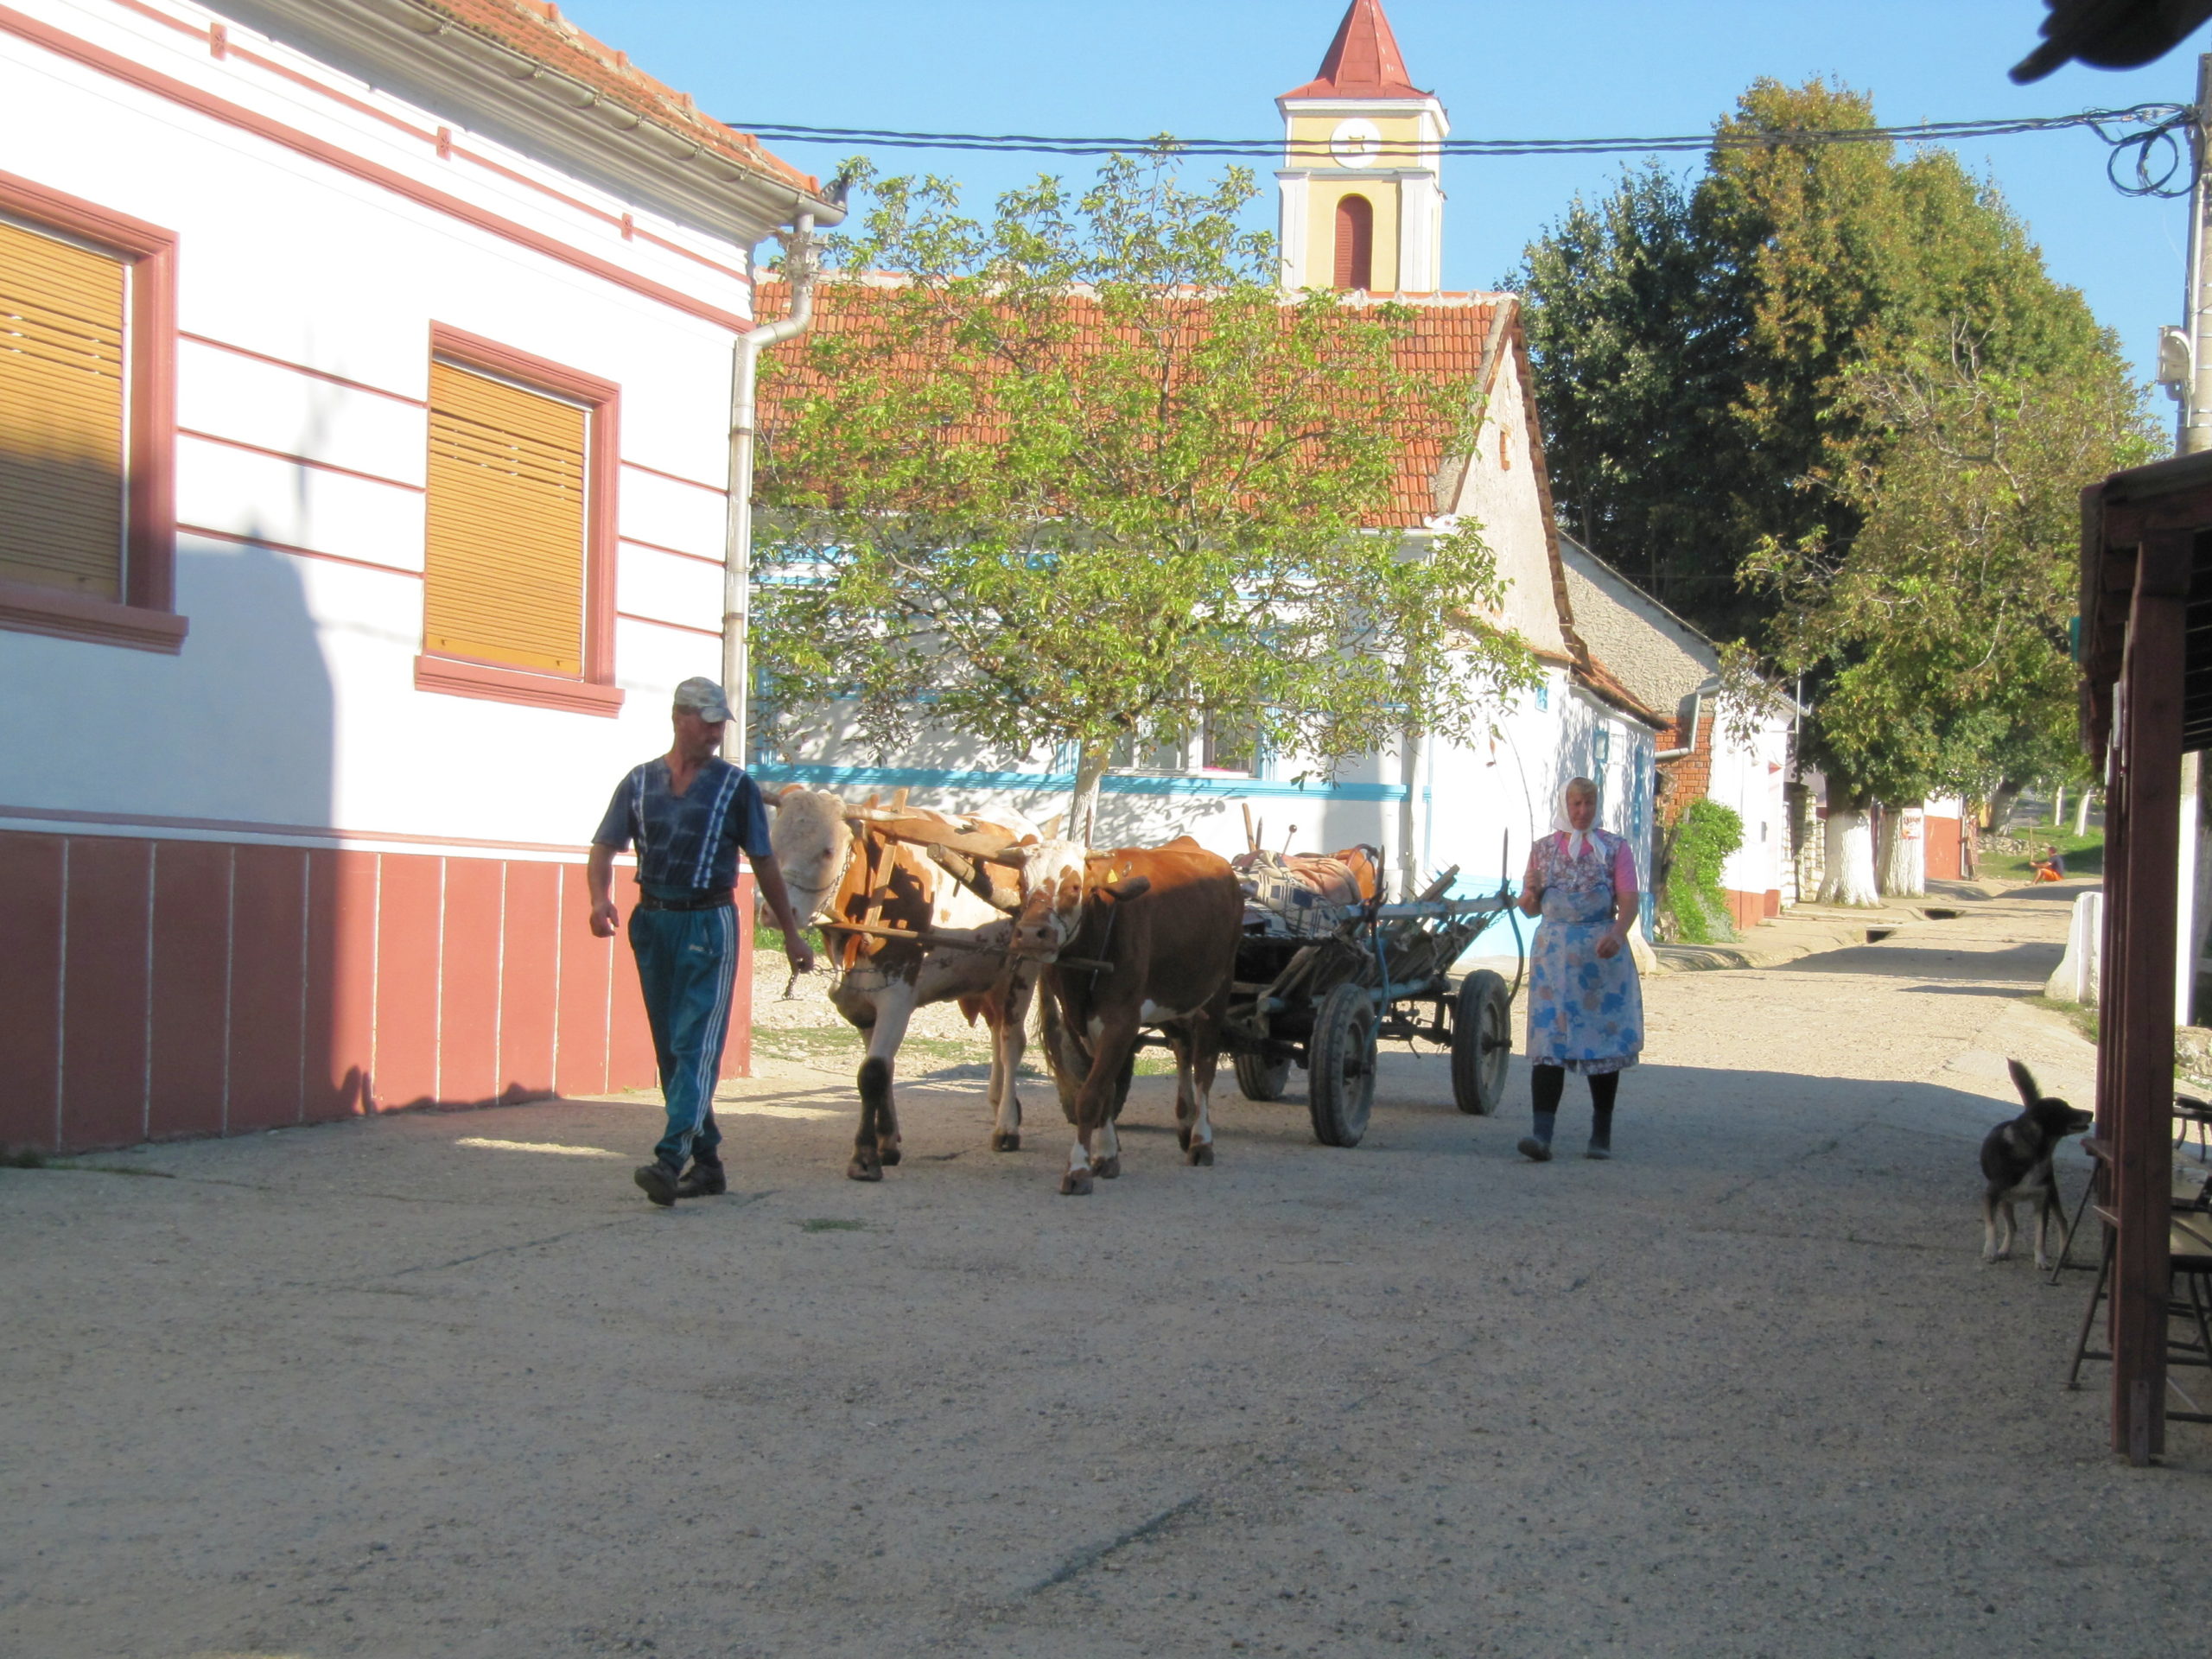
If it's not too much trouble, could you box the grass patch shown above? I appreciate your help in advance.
[798,1217,872,1233]
[2026,995,2100,1045]
[3,1147,48,1168]
[1982,829,2103,882]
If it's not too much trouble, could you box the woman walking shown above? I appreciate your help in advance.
[1516,777,1643,1160]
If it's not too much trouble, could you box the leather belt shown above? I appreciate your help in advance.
[637,888,734,912]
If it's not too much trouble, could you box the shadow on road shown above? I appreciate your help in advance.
[1774,940,2059,982]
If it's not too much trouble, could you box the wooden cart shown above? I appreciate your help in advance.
[1222,867,1522,1147]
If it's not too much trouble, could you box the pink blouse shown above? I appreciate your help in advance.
[1548,831,1637,893]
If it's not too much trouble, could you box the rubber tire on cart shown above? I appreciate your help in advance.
[1233,1050,1293,1102]
[1450,968,1513,1116]
[1306,981,1378,1147]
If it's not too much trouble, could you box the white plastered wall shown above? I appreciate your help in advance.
[0,0,759,853]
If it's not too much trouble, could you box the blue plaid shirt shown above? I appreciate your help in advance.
[593,758,773,893]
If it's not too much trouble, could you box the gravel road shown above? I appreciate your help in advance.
[6,879,2204,1657]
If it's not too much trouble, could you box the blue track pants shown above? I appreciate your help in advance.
[626,902,739,1170]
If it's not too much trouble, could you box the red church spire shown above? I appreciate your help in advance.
[1279,0,1429,99]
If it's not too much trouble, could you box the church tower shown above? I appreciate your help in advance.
[1275,0,1448,294]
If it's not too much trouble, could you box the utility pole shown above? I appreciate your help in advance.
[2171,54,2212,451]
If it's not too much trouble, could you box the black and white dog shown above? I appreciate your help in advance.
[1980,1059,2095,1268]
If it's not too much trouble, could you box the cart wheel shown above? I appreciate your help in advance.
[1451,969,1512,1116]
[1307,981,1377,1147]
[1234,1050,1293,1102]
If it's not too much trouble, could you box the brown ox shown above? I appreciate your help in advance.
[768,786,1043,1179]
[1011,837,1243,1195]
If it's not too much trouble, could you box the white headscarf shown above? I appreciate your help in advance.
[1553,777,1601,861]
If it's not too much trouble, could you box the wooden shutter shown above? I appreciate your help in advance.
[0,218,126,599]
[423,359,589,675]
[1333,194,1374,292]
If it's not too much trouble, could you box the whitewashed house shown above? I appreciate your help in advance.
[1557,536,1796,931]
[0,0,839,1151]
[753,0,1669,919]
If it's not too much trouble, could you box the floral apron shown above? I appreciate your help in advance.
[1524,829,1643,1075]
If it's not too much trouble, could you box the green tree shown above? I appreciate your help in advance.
[1745,328,2157,895]
[1519,79,2113,645]
[1519,77,2139,897]
[754,152,1537,830]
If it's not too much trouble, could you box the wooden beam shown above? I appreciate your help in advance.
[2109,526,2191,1464]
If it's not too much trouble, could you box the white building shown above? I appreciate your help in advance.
[1557,536,1796,930]
[0,0,838,1151]
[754,0,1668,920]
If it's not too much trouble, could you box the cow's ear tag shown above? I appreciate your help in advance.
[1099,876,1152,905]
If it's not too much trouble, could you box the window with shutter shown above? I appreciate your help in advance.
[0,216,128,601]
[423,359,589,676]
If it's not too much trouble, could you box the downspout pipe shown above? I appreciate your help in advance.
[1655,683,1709,762]
[722,212,817,757]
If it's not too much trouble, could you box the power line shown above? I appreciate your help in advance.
[727,103,2189,164]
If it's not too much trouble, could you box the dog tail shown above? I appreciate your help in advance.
[2007,1058,2041,1108]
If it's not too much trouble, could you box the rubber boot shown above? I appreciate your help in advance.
[1517,1109,1557,1163]
[1586,1107,1613,1160]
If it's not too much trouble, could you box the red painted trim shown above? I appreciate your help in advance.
[619,535,721,568]
[0,168,179,628]
[0,4,754,332]
[0,579,188,652]
[450,139,623,231]
[107,0,200,40]
[617,611,719,639]
[0,802,617,858]
[178,428,425,493]
[428,325,620,690]
[620,459,727,498]
[632,224,750,283]
[413,652,626,716]
[178,523,422,579]
[179,332,426,406]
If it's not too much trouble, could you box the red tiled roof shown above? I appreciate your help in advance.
[406,0,823,197]
[756,282,1504,531]
[1279,0,1430,101]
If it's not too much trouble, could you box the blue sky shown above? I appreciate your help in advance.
[564,0,2197,399]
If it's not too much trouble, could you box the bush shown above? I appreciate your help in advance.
[1658,799,1745,944]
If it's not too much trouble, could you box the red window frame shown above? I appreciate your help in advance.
[412,324,625,716]
[0,168,182,653]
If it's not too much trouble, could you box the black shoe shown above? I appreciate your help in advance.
[633,1162,680,1206]
[677,1162,728,1198]
[1516,1136,1554,1163]
[1585,1144,1611,1160]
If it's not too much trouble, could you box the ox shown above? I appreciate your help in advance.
[1011,837,1243,1196]
[768,787,1045,1179]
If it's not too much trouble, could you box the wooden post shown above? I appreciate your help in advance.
[2110,528,2190,1464]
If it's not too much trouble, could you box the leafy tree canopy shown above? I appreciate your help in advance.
[753,151,1537,825]
[1518,79,2114,645]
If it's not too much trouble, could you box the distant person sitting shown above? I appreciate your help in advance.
[2031,845,2067,883]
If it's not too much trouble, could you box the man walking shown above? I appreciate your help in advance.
[588,677,815,1205]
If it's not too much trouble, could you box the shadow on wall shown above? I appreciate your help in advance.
[0,536,344,1153]
[0,530,662,1154]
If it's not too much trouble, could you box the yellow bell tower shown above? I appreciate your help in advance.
[1275,0,1448,294]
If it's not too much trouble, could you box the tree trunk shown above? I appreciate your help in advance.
[1987,781,2023,836]
[1877,803,1926,898]
[1819,800,1878,906]
[1067,744,1109,847]
[2050,784,2066,829]
[2075,787,2094,837]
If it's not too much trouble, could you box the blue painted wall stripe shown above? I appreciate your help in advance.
[753,763,1408,804]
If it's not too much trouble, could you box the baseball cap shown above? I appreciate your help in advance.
[672,677,734,722]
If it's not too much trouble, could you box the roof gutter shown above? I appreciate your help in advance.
[723,214,817,750]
